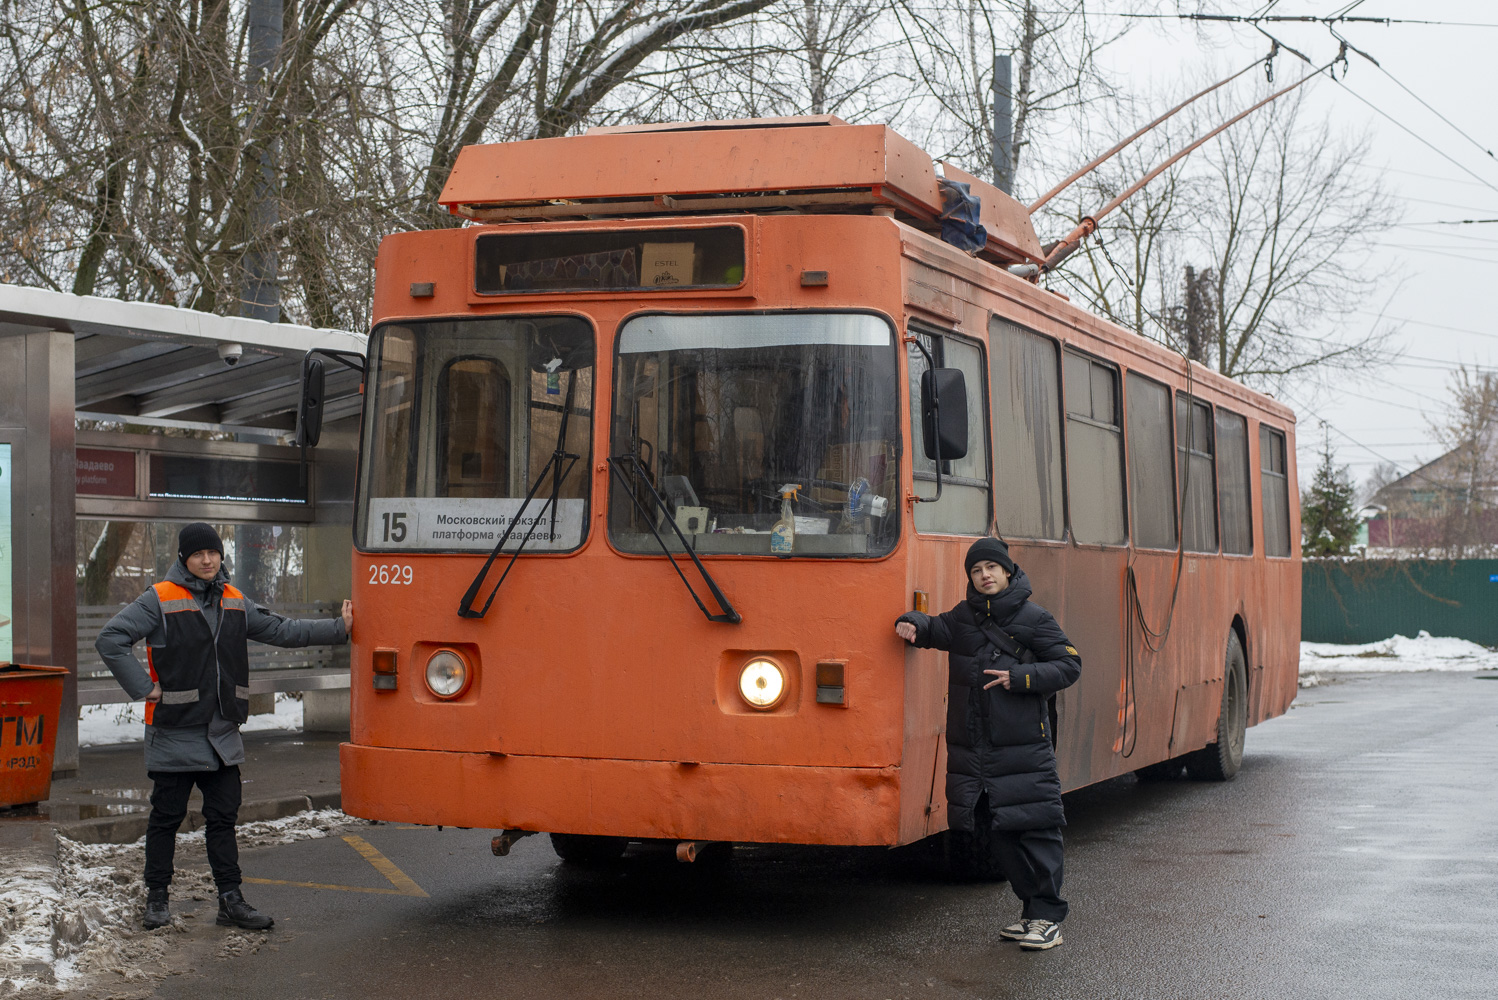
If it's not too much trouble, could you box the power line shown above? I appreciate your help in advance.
[1330,78,1498,197]
[1350,310,1498,340]
[1328,27,1498,169]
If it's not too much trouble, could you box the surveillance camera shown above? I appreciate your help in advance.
[219,342,244,367]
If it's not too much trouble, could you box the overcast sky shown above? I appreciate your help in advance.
[1074,1,1496,494]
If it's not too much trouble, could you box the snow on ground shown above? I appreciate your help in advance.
[0,809,360,994]
[78,692,303,748]
[1299,631,1498,688]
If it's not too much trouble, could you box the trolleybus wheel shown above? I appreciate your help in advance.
[549,833,630,864]
[1185,631,1248,782]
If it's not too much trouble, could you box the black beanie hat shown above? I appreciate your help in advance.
[964,537,1014,576]
[178,522,224,561]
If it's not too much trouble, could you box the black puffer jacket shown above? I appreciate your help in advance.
[897,566,1081,832]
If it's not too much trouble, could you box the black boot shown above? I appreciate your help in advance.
[216,887,274,930]
[143,887,171,930]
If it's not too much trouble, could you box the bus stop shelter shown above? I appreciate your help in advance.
[0,283,365,774]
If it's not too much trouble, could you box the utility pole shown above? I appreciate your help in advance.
[238,0,284,611]
[993,54,1014,194]
[243,0,282,324]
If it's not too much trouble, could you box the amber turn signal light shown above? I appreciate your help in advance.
[372,648,398,691]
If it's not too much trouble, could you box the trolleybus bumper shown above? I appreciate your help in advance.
[340,743,904,846]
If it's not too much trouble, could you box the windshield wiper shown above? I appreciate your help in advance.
[606,454,741,624]
[458,371,580,619]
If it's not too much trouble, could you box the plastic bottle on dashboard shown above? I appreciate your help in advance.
[771,484,800,554]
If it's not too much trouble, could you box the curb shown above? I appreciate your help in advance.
[53,791,342,845]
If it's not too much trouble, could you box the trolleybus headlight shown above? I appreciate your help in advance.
[424,649,469,698]
[738,659,786,709]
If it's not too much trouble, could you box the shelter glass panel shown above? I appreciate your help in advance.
[990,318,1064,540]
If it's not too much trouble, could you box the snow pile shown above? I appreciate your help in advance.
[0,809,359,993]
[1301,631,1498,676]
[78,693,304,747]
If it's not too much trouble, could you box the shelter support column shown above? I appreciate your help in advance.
[0,332,77,774]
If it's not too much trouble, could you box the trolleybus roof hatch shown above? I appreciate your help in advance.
[438,121,1044,269]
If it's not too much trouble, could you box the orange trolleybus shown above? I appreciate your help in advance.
[329,117,1300,868]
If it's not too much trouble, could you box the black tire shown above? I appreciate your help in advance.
[1185,631,1248,781]
[549,833,629,864]
[1133,759,1186,782]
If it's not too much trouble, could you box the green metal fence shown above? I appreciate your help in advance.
[1302,559,1498,645]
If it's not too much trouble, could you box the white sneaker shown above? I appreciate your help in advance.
[1018,919,1063,950]
[999,919,1030,941]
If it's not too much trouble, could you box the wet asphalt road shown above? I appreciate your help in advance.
[146,672,1498,1000]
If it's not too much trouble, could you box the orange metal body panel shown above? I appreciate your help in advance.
[437,122,1044,265]
[346,158,1300,847]
[439,124,939,207]
[341,745,901,845]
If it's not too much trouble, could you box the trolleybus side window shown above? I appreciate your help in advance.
[1063,349,1126,546]
[609,312,900,558]
[356,316,594,553]
[1176,394,1219,553]
[908,326,991,535]
[1125,372,1178,550]
[1216,408,1254,555]
[437,357,512,498]
[990,317,1065,540]
[1260,424,1292,557]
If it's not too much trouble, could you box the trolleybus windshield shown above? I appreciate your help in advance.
[609,312,899,558]
[356,316,594,553]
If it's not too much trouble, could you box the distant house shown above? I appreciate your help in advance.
[1366,435,1498,554]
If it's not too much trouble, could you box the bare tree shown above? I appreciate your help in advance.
[1427,366,1498,558]
[1057,85,1400,388]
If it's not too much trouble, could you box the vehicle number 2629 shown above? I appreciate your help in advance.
[368,564,413,585]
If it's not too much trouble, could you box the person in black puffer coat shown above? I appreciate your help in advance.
[895,536,1081,951]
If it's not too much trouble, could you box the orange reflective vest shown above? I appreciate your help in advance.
[144,580,251,727]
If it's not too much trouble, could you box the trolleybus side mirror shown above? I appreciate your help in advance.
[295,356,326,449]
[921,367,968,462]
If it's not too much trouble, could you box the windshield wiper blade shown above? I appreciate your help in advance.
[606,454,741,624]
[458,372,580,619]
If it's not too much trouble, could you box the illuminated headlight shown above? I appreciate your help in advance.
[738,659,786,710]
[424,649,469,699]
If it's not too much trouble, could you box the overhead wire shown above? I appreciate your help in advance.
[1325,24,1498,168]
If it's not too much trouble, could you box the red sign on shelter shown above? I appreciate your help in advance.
[76,448,137,498]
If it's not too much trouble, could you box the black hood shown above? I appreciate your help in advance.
[966,564,1031,627]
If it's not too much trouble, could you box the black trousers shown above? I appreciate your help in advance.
[144,765,242,893]
[992,826,1068,923]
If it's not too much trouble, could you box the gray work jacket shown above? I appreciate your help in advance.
[95,560,347,772]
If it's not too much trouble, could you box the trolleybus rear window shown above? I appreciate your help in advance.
[609,312,899,558]
[475,227,746,294]
[356,316,594,553]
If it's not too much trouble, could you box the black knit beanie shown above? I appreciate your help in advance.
[178,522,224,560]
[964,537,1014,576]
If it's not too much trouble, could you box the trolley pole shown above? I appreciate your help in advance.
[993,54,1014,194]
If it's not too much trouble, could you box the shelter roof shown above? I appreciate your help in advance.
[0,283,365,433]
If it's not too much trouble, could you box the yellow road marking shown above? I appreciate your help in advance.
[245,834,428,897]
